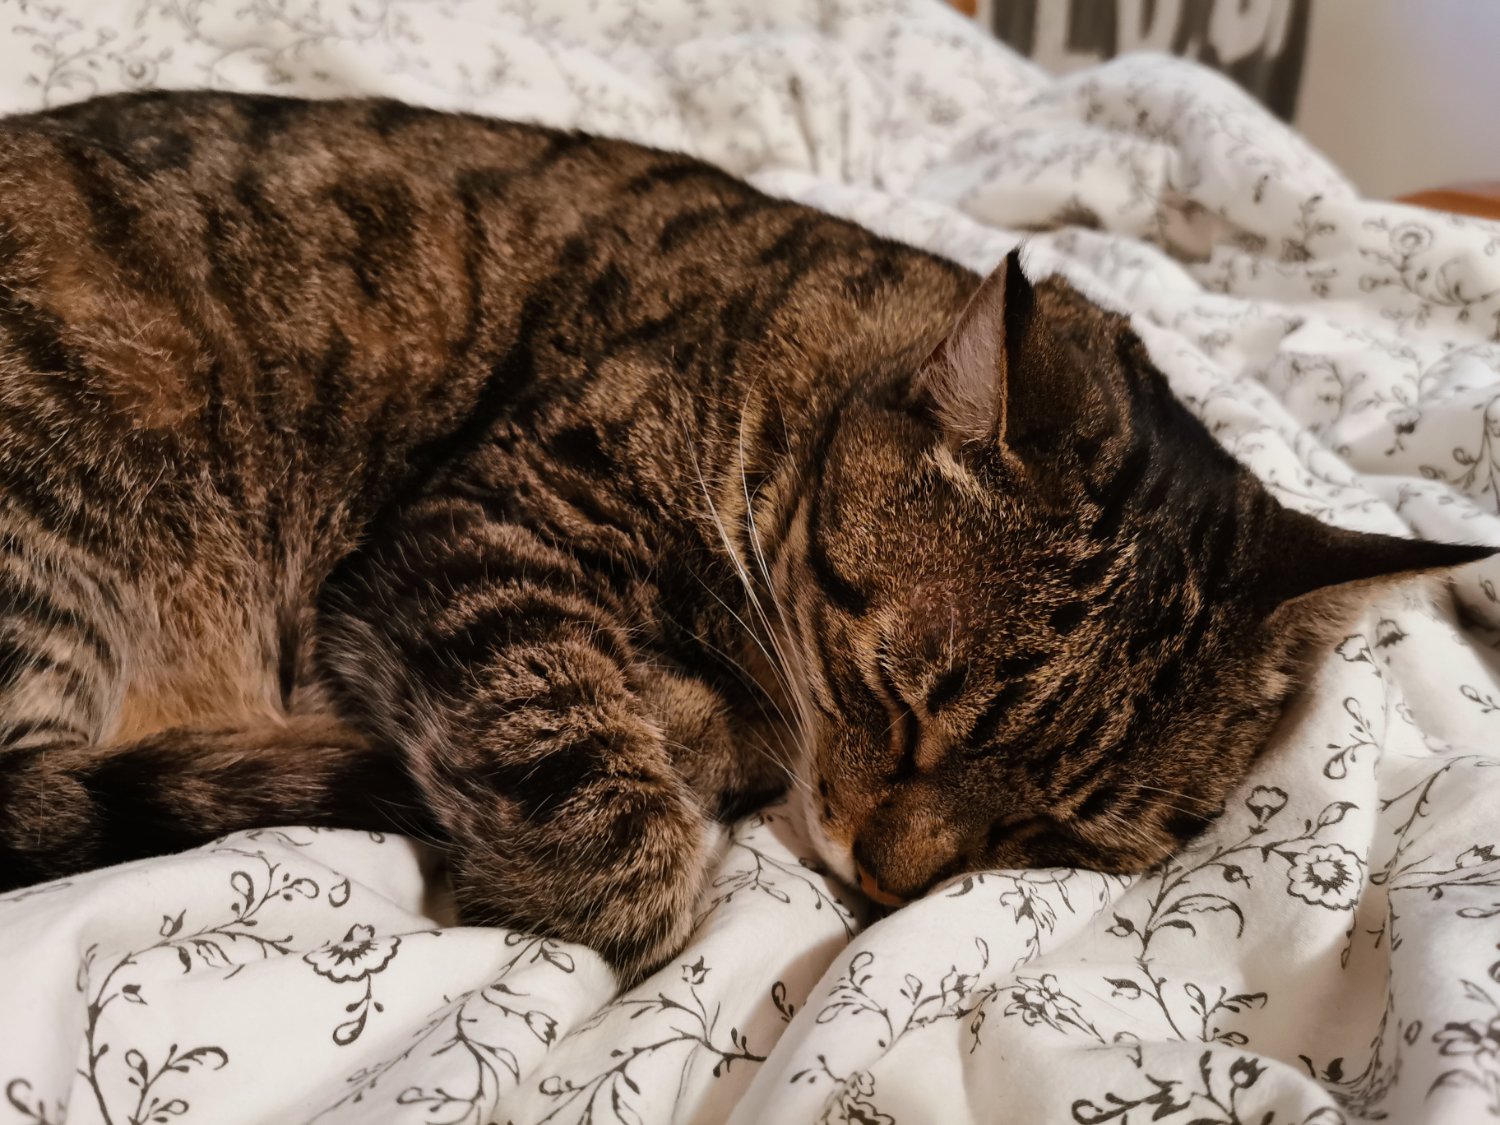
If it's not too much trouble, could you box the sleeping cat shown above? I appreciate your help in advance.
[0,91,1484,982]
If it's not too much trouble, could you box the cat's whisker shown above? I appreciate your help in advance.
[738,704,813,796]
[869,700,909,745]
[685,439,804,719]
[763,593,821,772]
[741,519,819,771]
[663,731,811,805]
[724,473,805,714]
[1063,789,1162,848]
[657,623,808,788]
[1120,781,1218,811]
[666,541,818,807]
[689,549,796,711]
[732,557,823,814]
[1088,809,1163,856]
[733,397,803,689]
[685,573,802,736]
[368,795,448,852]
[1084,795,1213,857]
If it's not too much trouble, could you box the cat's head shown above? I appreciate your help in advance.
[788,250,1489,905]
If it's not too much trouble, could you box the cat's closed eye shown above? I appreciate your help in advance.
[962,679,1029,755]
[872,657,921,780]
[985,813,1050,849]
[923,665,967,712]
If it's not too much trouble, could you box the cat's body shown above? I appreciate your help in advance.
[0,92,1485,981]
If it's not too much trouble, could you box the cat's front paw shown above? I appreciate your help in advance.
[451,779,713,989]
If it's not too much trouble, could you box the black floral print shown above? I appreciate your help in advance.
[304,924,404,1045]
[1285,845,1364,910]
[305,925,402,983]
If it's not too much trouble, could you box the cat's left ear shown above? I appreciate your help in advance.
[1265,505,1494,610]
[916,247,1034,448]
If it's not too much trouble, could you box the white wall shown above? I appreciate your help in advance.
[1294,0,1500,198]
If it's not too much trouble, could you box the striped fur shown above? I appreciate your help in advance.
[0,92,1485,981]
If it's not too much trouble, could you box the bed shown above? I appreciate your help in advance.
[4,2,1500,1123]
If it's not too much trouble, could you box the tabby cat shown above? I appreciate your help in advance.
[0,91,1485,982]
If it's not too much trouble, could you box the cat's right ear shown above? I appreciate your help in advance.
[914,248,1034,449]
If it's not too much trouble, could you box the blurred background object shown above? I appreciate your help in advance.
[968,0,1499,199]
[988,0,1310,121]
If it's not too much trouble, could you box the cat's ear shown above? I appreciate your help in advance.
[1265,506,1493,609]
[916,248,1034,448]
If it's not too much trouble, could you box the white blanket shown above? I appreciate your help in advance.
[4,2,1500,1123]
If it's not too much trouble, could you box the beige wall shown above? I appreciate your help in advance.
[1288,0,1498,198]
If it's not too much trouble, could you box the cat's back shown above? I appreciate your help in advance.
[0,92,709,554]
[0,92,636,468]
[0,92,677,738]
[0,91,895,494]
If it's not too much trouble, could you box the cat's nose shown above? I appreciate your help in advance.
[852,819,964,905]
[853,859,907,907]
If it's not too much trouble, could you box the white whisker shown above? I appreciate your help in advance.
[680,422,821,804]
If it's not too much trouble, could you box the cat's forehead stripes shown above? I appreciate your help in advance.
[1052,540,1115,594]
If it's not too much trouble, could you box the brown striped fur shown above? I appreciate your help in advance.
[0,92,1486,982]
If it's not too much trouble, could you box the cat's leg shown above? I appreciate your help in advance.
[0,533,132,879]
[0,537,132,756]
[317,493,713,982]
[0,531,425,886]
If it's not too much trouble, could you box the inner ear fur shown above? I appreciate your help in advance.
[915,248,1032,449]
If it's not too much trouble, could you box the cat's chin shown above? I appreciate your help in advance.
[797,792,857,887]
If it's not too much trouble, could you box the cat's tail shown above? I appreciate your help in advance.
[0,714,435,892]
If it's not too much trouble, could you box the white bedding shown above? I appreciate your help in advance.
[4,2,1500,1123]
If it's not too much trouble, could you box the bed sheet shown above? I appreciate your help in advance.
[4,2,1500,1122]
